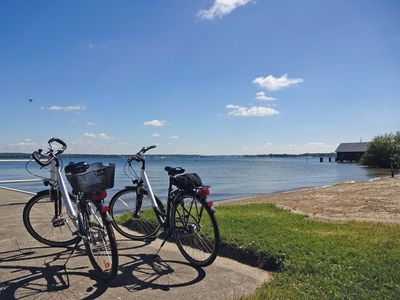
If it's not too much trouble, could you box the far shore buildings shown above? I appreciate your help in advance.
[335,142,369,162]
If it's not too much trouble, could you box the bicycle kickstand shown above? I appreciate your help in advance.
[61,239,81,270]
[155,231,172,256]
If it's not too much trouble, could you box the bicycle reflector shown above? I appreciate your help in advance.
[197,186,210,196]
[101,205,110,213]
[90,190,107,202]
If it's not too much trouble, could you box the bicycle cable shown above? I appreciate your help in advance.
[25,154,64,181]
[123,161,139,180]
[25,159,50,180]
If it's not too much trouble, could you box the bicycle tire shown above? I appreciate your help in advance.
[23,190,80,247]
[84,203,118,282]
[109,187,164,240]
[171,192,219,267]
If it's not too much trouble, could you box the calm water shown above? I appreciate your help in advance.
[0,156,384,203]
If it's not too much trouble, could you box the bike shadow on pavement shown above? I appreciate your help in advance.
[0,245,106,299]
[0,240,206,299]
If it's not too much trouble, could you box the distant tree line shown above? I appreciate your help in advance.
[254,153,336,158]
[361,132,400,168]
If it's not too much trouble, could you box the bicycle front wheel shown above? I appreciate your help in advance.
[84,202,118,282]
[23,190,80,247]
[171,193,219,267]
[109,187,164,240]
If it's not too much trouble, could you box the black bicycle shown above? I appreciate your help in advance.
[23,138,118,282]
[109,145,219,267]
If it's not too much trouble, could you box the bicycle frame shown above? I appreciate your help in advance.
[140,168,167,224]
[50,159,79,230]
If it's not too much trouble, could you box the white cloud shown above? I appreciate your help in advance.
[84,133,97,138]
[84,132,111,139]
[308,142,327,146]
[198,0,252,20]
[170,136,180,139]
[226,104,279,117]
[47,105,86,112]
[15,138,36,147]
[144,120,165,127]
[255,91,276,101]
[252,74,303,91]
[98,133,111,140]
[152,133,161,138]
[86,122,96,126]
[17,141,36,146]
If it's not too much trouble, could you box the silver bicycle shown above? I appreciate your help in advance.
[23,138,118,282]
[109,145,219,267]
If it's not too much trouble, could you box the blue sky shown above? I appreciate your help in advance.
[1,0,399,154]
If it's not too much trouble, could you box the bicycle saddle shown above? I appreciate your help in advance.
[65,161,89,174]
[164,166,185,176]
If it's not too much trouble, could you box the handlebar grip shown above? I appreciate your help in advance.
[32,150,47,167]
[139,145,157,155]
[48,137,67,152]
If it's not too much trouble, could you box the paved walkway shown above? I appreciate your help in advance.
[0,189,272,299]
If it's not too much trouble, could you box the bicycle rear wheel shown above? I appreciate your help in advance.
[23,190,80,247]
[84,202,118,282]
[171,192,219,267]
[109,187,164,240]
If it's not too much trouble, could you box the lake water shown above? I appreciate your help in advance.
[0,156,385,203]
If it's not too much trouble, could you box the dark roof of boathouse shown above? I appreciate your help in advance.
[336,142,369,153]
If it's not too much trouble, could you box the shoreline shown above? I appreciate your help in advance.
[215,174,394,204]
[2,174,399,224]
[218,175,400,224]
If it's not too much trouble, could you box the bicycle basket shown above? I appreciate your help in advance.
[171,173,202,191]
[66,162,115,194]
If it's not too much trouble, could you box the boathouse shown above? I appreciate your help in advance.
[335,142,369,162]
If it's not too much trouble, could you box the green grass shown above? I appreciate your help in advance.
[216,203,400,299]
[114,207,158,225]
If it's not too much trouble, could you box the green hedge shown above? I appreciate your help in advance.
[361,132,400,168]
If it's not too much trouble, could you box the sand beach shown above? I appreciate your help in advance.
[221,176,400,224]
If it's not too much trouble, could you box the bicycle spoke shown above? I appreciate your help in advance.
[173,193,219,266]
[110,189,162,240]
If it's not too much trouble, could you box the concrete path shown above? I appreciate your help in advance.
[0,189,272,300]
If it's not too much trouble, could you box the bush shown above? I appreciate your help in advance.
[361,132,400,168]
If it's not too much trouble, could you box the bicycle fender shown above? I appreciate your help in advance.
[124,186,138,190]
[35,189,51,197]
[103,212,113,223]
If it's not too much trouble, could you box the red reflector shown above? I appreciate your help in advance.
[101,205,110,213]
[206,201,214,207]
[198,187,210,196]
[90,190,107,201]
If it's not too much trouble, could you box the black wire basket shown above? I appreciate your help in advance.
[66,163,115,195]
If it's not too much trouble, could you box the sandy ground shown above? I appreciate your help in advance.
[221,176,400,224]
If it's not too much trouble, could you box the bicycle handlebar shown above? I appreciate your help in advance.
[127,145,156,166]
[31,137,67,167]
[48,137,67,153]
[138,145,156,155]
[128,155,143,164]
[32,149,45,167]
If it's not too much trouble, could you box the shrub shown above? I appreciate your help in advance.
[361,132,400,168]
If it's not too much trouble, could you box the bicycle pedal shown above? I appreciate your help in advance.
[52,217,66,227]
[144,237,156,243]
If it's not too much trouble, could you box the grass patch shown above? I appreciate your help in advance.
[114,207,158,226]
[216,203,400,299]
